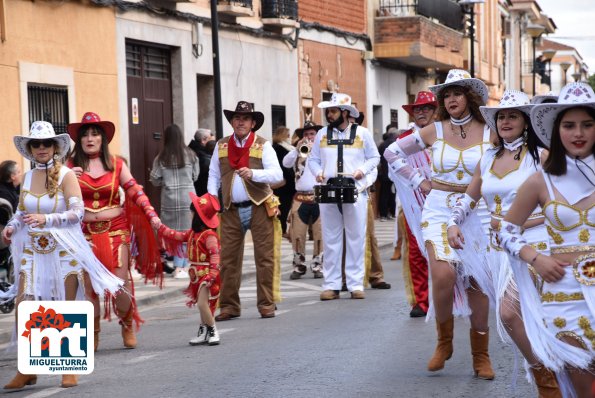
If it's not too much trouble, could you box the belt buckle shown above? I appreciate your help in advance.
[88,220,112,234]
[29,232,57,254]
[573,253,595,286]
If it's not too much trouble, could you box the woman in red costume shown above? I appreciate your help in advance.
[159,193,222,346]
[67,112,161,350]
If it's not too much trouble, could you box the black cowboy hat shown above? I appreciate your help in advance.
[223,101,265,132]
[294,121,323,139]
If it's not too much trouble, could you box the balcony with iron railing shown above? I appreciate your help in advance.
[375,0,465,70]
[261,0,299,27]
[217,0,254,17]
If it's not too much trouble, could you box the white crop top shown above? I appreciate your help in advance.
[542,170,595,250]
[480,147,544,220]
[430,122,491,187]
[20,167,69,215]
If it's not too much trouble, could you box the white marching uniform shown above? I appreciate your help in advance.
[308,124,380,291]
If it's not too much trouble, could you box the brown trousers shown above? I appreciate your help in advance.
[288,199,322,257]
[219,204,279,315]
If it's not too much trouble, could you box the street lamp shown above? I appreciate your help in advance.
[526,23,545,96]
[572,72,582,82]
[560,61,572,86]
[541,48,556,90]
[459,0,485,78]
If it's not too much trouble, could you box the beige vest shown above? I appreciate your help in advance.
[218,134,273,209]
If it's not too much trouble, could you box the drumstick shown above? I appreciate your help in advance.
[337,172,353,176]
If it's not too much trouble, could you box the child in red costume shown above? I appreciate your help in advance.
[159,193,222,345]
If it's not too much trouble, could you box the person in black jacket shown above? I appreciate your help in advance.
[0,160,21,215]
[188,128,215,195]
[271,126,296,236]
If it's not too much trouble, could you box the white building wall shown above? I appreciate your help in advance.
[115,11,299,159]
[365,62,408,144]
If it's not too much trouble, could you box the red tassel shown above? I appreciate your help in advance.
[126,198,163,288]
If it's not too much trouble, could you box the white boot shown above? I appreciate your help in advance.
[189,324,208,345]
[207,325,220,346]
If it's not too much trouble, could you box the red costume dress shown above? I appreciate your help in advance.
[159,227,221,314]
[69,156,161,327]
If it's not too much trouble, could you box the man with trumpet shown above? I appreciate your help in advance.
[309,93,380,300]
[282,121,324,280]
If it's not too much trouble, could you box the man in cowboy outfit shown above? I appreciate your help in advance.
[282,121,324,280]
[208,101,283,320]
[391,90,437,317]
[309,93,380,300]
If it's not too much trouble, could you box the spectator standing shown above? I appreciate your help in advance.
[150,124,200,279]
[271,126,296,236]
[188,128,215,195]
[0,160,21,212]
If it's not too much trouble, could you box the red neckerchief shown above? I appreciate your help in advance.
[227,132,255,170]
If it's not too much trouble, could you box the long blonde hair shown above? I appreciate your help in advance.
[47,158,62,198]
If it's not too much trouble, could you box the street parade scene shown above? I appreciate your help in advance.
[0,0,594,397]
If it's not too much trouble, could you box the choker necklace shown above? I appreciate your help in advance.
[449,117,472,140]
[450,113,473,126]
[503,136,524,152]
[34,159,54,170]
[88,152,101,159]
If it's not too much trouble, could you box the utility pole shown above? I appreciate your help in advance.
[210,0,223,139]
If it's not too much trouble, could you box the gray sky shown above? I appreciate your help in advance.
[538,0,595,74]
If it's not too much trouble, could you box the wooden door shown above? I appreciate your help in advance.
[125,41,172,211]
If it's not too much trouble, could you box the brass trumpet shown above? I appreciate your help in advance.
[298,140,313,158]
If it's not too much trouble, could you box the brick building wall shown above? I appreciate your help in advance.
[300,40,366,125]
[299,0,367,34]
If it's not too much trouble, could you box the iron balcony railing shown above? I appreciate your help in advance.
[379,0,463,31]
[217,0,252,8]
[261,0,298,19]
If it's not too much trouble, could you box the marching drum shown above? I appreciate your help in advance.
[314,177,358,204]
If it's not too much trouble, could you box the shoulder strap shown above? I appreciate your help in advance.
[23,170,33,190]
[541,169,556,201]
[482,124,491,142]
[434,121,443,139]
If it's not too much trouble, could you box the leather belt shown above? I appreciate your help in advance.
[232,201,252,208]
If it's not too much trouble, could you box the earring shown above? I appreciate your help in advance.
[523,128,528,141]
[53,154,59,160]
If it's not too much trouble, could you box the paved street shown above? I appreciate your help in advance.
[0,221,533,397]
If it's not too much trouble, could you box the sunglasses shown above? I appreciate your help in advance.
[412,105,435,113]
[29,139,56,149]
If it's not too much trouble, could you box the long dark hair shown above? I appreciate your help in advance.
[494,112,542,165]
[437,85,486,124]
[157,124,195,168]
[70,125,114,171]
[190,203,208,233]
[543,106,595,176]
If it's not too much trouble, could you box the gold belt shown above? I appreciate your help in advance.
[551,245,595,254]
[573,253,595,286]
[295,193,316,203]
[87,220,112,235]
[28,232,57,254]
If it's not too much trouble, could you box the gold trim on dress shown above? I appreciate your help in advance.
[29,232,57,254]
[551,245,595,254]
[529,242,548,251]
[546,225,564,245]
[431,178,468,189]
[541,291,584,302]
[579,228,590,243]
[553,317,567,328]
[493,195,502,216]
[573,253,595,286]
[578,316,595,349]
[555,331,588,350]
[441,223,451,256]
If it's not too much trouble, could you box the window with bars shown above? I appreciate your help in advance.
[271,105,286,133]
[126,43,170,79]
[27,84,69,135]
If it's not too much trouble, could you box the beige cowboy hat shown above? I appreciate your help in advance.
[480,89,534,133]
[317,93,360,118]
[14,121,71,162]
[429,69,489,104]
[530,82,595,147]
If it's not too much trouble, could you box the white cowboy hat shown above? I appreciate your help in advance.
[480,89,534,133]
[530,82,595,147]
[429,69,489,104]
[14,121,71,163]
[530,91,558,105]
[317,93,360,118]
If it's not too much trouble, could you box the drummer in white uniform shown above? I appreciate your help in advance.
[308,93,380,300]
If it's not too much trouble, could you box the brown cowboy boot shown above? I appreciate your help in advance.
[61,375,78,388]
[4,371,37,389]
[94,316,100,352]
[118,308,137,349]
[530,365,562,398]
[427,317,454,371]
[470,329,495,380]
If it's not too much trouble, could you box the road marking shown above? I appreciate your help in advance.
[298,300,320,306]
[125,353,159,364]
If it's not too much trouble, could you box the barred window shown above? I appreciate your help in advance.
[27,84,69,135]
